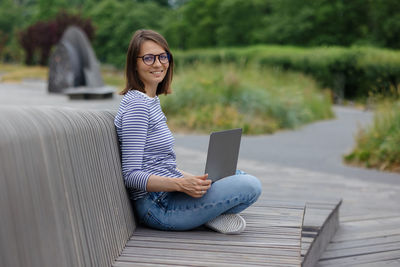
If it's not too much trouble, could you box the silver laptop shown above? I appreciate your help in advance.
[204,128,242,182]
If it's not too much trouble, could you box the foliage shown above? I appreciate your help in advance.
[261,0,369,46]
[35,0,68,21]
[369,0,400,49]
[3,0,400,75]
[0,31,8,59]
[17,11,95,66]
[173,45,400,99]
[344,99,400,173]
[163,0,400,49]
[86,0,167,67]
[160,63,333,134]
[0,0,22,61]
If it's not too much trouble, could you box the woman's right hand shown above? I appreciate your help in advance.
[178,174,211,198]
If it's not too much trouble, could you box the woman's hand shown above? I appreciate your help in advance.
[177,174,212,198]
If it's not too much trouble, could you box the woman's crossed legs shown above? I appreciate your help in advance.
[134,171,262,231]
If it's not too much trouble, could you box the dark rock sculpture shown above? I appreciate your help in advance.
[48,26,113,99]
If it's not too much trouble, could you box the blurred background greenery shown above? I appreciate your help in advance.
[0,0,399,172]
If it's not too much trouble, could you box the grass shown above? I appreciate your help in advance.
[0,64,48,82]
[161,63,334,134]
[0,63,125,88]
[344,99,400,173]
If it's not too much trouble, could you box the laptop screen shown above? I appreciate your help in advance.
[204,128,242,182]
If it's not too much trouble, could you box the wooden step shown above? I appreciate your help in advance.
[302,200,342,267]
[113,199,306,267]
[317,214,400,266]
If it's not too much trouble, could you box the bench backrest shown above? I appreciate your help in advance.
[0,106,135,267]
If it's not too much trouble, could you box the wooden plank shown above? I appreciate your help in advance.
[114,199,305,266]
[321,242,400,260]
[348,259,400,267]
[120,247,300,263]
[318,213,400,266]
[326,234,400,251]
[123,243,300,257]
[332,228,400,242]
[127,235,300,247]
[115,256,299,267]
[317,250,400,266]
[302,200,341,267]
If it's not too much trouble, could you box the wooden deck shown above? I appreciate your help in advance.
[113,199,305,267]
[113,197,341,266]
[317,214,400,266]
[302,200,342,267]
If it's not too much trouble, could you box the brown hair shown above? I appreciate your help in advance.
[120,29,174,95]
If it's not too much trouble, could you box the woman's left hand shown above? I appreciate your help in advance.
[176,173,212,198]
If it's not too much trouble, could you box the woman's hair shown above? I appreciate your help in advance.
[120,29,174,95]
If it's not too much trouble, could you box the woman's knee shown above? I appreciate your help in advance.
[245,175,262,198]
[233,174,262,199]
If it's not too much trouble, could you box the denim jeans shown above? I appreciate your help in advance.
[133,170,262,231]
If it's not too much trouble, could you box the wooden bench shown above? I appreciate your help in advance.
[0,106,340,267]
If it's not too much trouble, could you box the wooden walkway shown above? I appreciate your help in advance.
[317,214,400,266]
[113,199,306,266]
[113,197,341,266]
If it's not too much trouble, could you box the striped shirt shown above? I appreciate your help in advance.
[114,90,183,200]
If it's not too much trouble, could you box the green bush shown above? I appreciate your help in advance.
[160,63,333,134]
[344,100,400,172]
[173,45,400,100]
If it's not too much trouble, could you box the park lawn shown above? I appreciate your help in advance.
[344,99,400,173]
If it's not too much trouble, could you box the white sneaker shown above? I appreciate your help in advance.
[205,214,246,234]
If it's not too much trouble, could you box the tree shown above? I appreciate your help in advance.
[18,11,95,65]
[369,0,400,48]
[0,0,22,59]
[35,0,68,21]
[263,0,369,46]
[87,0,167,67]
[216,0,272,46]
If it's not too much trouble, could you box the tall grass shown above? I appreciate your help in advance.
[344,99,400,172]
[161,63,333,134]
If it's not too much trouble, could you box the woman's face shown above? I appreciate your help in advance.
[137,41,169,92]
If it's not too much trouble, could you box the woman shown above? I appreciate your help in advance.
[115,29,262,234]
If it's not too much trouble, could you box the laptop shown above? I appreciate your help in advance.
[204,128,242,182]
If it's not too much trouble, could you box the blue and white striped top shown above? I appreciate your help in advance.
[114,90,183,200]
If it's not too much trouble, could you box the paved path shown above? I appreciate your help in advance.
[174,106,400,185]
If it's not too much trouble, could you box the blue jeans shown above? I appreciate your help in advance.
[133,170,262,231]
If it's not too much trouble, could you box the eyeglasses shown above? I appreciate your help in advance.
[137,52,170,65]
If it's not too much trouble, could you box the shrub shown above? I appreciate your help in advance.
[0,30,8,59]
[173,45,400,100]
[344,99,400,172]
[161,63,333,134]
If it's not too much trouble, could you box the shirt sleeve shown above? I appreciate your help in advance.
[120,100,151,191]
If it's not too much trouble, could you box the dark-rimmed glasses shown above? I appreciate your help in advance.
[137,52,170,65]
